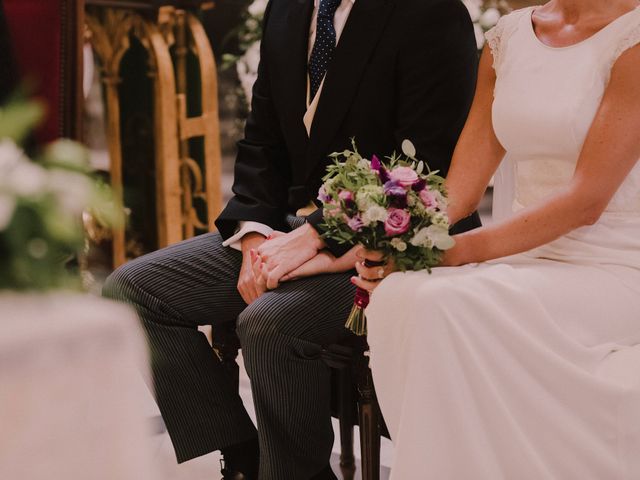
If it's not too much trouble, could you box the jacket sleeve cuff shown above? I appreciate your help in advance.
[306,209,352,258]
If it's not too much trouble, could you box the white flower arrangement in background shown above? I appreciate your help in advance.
[463,0,511,49]
[0,97,121,290]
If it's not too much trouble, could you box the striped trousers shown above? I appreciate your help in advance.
[102,219,356,479]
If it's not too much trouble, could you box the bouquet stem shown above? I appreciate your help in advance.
[345,259,385,336]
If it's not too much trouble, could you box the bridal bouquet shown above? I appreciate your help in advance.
[319,140,455,335]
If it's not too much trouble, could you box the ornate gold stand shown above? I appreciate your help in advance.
[85,2,221,268]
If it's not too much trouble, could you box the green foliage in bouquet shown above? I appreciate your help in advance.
[0,95,122,291]
[319,140,454,272]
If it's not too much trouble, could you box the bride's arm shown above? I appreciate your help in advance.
[446,47,506,225]
[443,44,640,267]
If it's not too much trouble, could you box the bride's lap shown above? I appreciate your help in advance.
[367,256,640,348]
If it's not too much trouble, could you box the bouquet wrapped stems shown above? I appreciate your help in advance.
[346,258,386,336]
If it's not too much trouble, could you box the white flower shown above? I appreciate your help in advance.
[426,224,456,250]
[47,170,94,214]
[0,193,16,231]
[409,227,434,249]
[474,23,485,49]
[357,158,370,169]
[390,238,407,252]
[480,8,502,29]
[45,139,89,170]
[356,185,385,211]
[432,212,449,228]
[9,161,47,196]
[463,0,482,22]
[0,139,27,184]
[247,0,268,17]
[361,205,388,226]
[434,190,449,209]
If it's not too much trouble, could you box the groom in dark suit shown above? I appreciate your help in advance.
[104,0,480,478]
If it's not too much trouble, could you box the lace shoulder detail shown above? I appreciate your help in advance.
[485,7,535,71]
[611,14,640,68]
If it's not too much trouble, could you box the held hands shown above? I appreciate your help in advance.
[252,223,324,290]
[240,224,397,304]
[238,232,269,304]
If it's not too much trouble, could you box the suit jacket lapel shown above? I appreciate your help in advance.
[270,0,314,159]
[304,0,394,182]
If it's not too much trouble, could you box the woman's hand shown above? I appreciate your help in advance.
[352,250,397,292]
[277,246,362,282]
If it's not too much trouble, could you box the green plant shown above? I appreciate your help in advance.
[0,95,122,290]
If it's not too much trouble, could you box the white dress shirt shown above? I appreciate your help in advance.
[223,0,356,250]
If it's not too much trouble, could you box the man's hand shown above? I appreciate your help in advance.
[256,223,325,290]
[279,246,361,282]
[238,232,268,304]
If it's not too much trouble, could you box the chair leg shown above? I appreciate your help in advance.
[358,361,380,480]
[212,325,240,393]
[338,367,356,480]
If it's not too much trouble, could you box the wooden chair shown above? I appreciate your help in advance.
[212,323,386,480]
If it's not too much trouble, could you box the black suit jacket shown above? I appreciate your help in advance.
[216,0,481,254]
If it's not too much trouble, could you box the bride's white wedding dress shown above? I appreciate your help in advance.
[367,6,640,479]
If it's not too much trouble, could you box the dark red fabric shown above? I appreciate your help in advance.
[4,0,63,143]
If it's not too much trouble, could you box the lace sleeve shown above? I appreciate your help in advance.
[611,21,640,68]
[484,9,528,72]
[484,22,503,70]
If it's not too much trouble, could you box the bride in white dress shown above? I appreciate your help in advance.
[355,1,640,478]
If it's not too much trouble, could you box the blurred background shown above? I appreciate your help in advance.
[0,1,540,479]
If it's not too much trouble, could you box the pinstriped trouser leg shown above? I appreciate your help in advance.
[103,232,257,463]
[103,223,356,477]
[237,272,356,479]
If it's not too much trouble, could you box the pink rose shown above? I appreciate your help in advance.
[419,189,438,209]
[384,208,411,236]
[389,166,418,188]
[338,190,354,202]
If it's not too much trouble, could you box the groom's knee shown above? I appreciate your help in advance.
[102,257,153,311]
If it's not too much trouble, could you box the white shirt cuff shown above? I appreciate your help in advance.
[221,221,274,251]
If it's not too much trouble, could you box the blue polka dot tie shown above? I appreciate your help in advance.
[308,0,342,101]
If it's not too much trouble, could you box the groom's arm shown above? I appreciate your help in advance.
[215,0,291,240]
[394,0,478,177]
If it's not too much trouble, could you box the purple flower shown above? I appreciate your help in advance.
[412,178,427,192]
[318,185,331,203]
[384,208,411,236]
[371,155,382,171]
[383,180,406,197]
[347,215,365,232]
